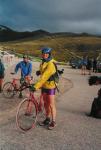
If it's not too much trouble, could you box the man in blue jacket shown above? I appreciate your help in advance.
[15,55,32,78]
[15,55,32,97]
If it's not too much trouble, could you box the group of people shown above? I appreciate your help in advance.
[0,48,100,131]
[0,47,64,130]
[81,56,97,75]
[81,57,101,118]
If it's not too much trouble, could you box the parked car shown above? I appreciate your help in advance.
[69,59,82,69]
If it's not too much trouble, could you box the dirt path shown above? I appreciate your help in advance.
[0,62,101,150]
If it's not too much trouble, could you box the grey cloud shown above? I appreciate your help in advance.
[0,0,100,34]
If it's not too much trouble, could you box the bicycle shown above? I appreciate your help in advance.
[16,87,45,132]
[3,73,33,98]
[16,68,64,132]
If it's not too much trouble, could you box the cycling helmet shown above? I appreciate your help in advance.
[41,47,52,54]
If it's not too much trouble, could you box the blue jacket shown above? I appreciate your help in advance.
[81,58,87,66]
[15,61,32,77]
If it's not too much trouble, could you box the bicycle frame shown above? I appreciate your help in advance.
[26,91,43,114]
[12,78,31,92]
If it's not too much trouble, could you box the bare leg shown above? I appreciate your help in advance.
[43,93,51,118]
[47,95,56,121]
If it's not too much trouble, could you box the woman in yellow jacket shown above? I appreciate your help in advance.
[31,47,57,130]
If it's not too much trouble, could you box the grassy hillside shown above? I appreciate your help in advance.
[1,35,101,62]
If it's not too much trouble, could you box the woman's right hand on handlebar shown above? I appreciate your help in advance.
[29,84,36,92]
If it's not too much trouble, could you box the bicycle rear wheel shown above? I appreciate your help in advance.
[16,98,37,131]
[3,82,15,98]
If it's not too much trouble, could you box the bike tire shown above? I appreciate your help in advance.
[2,82,15,98]
[16,98,37,132]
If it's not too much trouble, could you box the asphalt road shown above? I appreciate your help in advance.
[0,61,101,150]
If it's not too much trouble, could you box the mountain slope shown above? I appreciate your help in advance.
[0,25,101,42]
[0,25,50,42]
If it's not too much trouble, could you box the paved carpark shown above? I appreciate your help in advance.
[0,60,101,150]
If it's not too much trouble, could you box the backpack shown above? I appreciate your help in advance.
[52,62,60,83]
[48,63,59,83]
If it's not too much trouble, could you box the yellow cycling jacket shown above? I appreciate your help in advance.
[34,59,56,90]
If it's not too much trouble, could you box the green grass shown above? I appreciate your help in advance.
[1,35,101,62]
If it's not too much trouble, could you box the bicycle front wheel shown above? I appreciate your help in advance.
[16,98,37,132]
[3,82,15,98]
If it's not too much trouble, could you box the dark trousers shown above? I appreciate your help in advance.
[90,98,101,118]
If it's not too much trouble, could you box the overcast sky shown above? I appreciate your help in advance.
[0,0,100,34]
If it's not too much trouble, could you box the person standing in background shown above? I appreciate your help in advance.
[0,59,5,92]
[92,58,97,73]
[87,57,92,75]
[81,56,87,75]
